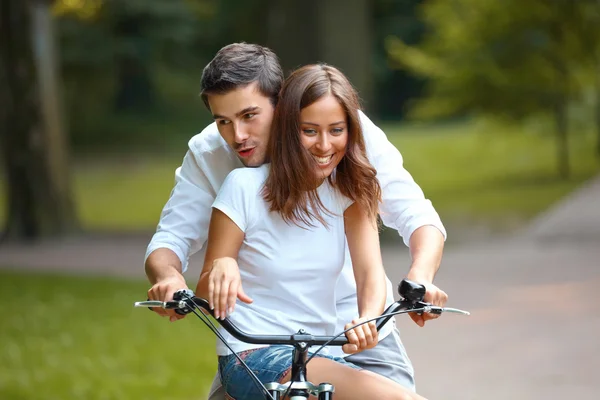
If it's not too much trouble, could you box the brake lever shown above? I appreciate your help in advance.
[407,301,470,316]
[135,289,197,316]
[134,299,187,310]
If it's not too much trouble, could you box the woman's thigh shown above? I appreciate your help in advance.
[218,346,294,400]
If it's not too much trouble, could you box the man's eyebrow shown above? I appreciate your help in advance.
[212,106,261,120]
[236,106,260,117]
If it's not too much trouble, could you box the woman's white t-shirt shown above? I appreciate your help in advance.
[212,164,353,356]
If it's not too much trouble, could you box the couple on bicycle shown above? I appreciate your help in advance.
[145,43,448,400]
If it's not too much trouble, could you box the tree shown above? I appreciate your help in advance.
[266,0,374,110]
[577,0,600,158]
[0,0,77,241]
[386,0,599,178]
[56,0,199,113]
[372,0,427,119]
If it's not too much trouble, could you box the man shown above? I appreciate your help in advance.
[145,43,448,399]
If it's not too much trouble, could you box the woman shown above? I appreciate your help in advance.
[195,64,425,400]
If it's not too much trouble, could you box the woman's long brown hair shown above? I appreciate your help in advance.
[262,64,382,228]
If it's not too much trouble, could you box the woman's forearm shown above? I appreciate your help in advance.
[345,203,387,319]
[356,270,386,318]
[195,209,244,299]
[196,268,212,300]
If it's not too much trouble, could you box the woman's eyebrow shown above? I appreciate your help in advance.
[300,120,345,126]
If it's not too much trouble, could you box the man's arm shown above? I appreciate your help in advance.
[405,225,447,327]
[358,111,447,326]
[145,248,187,321]
[145,135,218,321]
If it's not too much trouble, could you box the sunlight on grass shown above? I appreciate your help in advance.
[382,120,599,229]
[73,156,184,231]
[0,271,217,400]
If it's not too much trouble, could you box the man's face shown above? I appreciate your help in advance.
[207,82,275,167]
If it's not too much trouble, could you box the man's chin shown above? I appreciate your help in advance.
[239,156,264,168]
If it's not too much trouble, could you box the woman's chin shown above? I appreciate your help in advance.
[315,168,333,180]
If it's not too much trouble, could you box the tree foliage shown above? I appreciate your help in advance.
[386,0,600,177]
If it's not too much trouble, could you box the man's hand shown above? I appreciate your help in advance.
[406,275,448,327]
[406,225,447,327]
[147,273,190,322]
[342,317,379,354]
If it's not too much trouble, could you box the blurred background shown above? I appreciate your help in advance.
[1,0,599,399]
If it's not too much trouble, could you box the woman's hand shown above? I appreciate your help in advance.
[205,256,253,319]
[342,317,379,354]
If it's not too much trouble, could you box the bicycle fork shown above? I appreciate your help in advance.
[265,339,335,400]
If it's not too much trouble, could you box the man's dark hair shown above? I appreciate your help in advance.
[200,43,284,109]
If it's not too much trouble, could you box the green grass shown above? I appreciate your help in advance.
[382,120,599,231]
[73,156,185,231]
[0,270,217,400]
[0,120,598,233]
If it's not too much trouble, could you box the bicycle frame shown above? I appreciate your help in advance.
[263,336,335,400]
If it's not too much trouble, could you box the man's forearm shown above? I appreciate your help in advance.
[145,248,184,284]
[406,225,445,283]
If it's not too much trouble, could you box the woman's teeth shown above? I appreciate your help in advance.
[314,154,333,164]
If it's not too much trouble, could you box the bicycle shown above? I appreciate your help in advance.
[135,279,469,400]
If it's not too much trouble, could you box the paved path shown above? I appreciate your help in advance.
[520,174,600,242]
[1,176,599,400]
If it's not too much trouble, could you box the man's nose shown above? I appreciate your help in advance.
[233,122,250,144]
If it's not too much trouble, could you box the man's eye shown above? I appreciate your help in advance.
[218,120,231,125]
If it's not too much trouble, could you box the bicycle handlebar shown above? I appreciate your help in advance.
[134,279,470,347]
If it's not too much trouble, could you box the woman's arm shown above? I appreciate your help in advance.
[343,202,386,352]
[195,208,251,319]
[344,202,386,318]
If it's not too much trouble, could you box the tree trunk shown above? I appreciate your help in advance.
[265,0,320,75]
[554,99,570,180]
[266,0,373,110]
[113,15,155,112]
[317,0,374,112]
[595,66,600,158]
[547,18,571,179]
[0,0,77,241]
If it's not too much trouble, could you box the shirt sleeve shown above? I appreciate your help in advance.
[358,110,447,246]
[211,168,257,233]
[144,139,216,273]
[339,193,354,212]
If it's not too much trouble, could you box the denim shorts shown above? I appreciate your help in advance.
[218,345,361,400]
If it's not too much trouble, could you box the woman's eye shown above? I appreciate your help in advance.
[331,128,344,134]
[244,113,256,119]
[302,129,317,135]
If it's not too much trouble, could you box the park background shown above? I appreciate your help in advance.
[1,1,599,399]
